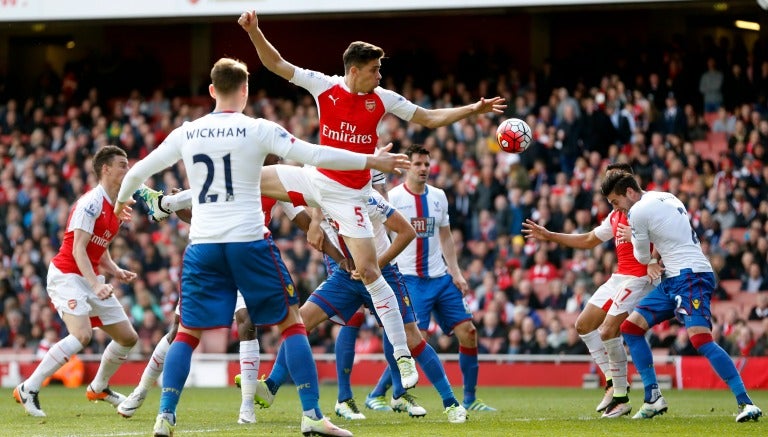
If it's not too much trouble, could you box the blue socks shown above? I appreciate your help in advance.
[459,346,479,405]
[335,326,358,402]
[697,341,753,405]
[158,333,198,415]
[282,326,322,419]
[414,340,459,408]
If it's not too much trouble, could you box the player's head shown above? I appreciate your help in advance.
[210,58,249,102]
[93,145,128,182]
[601,170,642,212]
[606,163,633,175]
[343,41,384,92]
[404,145,430,186]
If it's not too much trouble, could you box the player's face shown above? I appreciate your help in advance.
[407,153,430,185]
[103,156,129,187]
[355,59,382,93]
[606,192,631,213]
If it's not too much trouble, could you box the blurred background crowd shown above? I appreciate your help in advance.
[1,29,767,364]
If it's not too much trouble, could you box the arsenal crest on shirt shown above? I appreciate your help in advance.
[365,99,376,112]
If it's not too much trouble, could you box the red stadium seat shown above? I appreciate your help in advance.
[719,279,742,297]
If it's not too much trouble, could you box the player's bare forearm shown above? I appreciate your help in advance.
[411,97,506,129]
[238,10,294,80]
[522,219,598,249]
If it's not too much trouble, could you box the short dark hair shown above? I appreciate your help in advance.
[404,144,430,159]
[343,41,384,73]
[93,145,127,179]
[211,58,249,95]
[601,171,640,196]
[606,163,633,174]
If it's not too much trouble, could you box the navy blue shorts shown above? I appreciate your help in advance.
[634,269,715,329]
[180,237,298,329]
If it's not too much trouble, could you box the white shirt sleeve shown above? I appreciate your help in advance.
[628,206,652,265]
[165,189,193,211]
[118,129,184,202]
[265,122,367,170]
[593,212,614,242]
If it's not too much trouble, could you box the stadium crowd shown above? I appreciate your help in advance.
[1,32,768,365]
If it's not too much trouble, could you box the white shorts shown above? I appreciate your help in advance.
[587,273,655,317]
[46,263,129,327]
[274,165,374,239]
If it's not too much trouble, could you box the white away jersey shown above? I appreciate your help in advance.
[321,190,396,259]
[118,112,365,244]
[628,191,712,277]
[388,183,450,278]
[291,67,418,189]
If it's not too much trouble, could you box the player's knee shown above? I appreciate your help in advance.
[72,330,93,346]
[619,319,646,336]
[119,331,139,348]
[356,264,380,284]
[238,321,256,341]
[599,321,621,341]
[456,321,477,346]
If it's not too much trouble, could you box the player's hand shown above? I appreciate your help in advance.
[307,221,325,251]
[647,262,665,281]
[350,269,362,281]
[238,10,259,32]
[338,258,356,273]
[94,283,114,300]
[114,268,137,283]
[474,96,507,115]
[368,143,410,174]
[114,198,135,222]
[522,219,549,241]
[617,223,632,243]
[451,272,470,296]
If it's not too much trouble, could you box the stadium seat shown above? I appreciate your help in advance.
[719,279,742,297]
[726,227,748,244]
[704,112,719,128]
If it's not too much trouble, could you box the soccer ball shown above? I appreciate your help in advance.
[496,118,532,153]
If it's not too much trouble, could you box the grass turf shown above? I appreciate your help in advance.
[2,385,766,436]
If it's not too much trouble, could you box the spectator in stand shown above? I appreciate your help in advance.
[699,57,724,114]
[478,309,507,354]
[741,263,767,293]
[730,325,757,357]
[526,247,559,285]
[668,329,698,356]
[506,327,523,354]
[748,293,768,321]
[750,318,768,356]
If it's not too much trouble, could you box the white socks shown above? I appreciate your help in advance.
[604,336,628,396]
[239,339,260,412]
[25,334,83,391]
[90,341,132,392]
[136,335,171,393]
[365,276,409,358]
[580,330,611,381]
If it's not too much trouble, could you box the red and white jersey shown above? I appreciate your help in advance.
[51,185,120,275]
[593,209,649,277]
[291,67,418,189]
[388,183,450,278]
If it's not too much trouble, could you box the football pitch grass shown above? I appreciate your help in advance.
[2,385,765,436]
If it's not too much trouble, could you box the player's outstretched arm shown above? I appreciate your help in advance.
[378,210,416,268]
[238,10,296,81]
[522,219,601,249]
[409,96,506,129]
